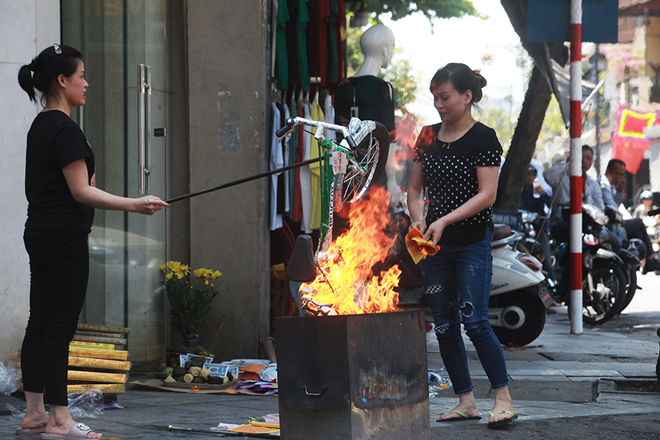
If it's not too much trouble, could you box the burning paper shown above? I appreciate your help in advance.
[300,186,401,315]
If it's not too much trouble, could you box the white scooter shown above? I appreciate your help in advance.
[488,224,554,346]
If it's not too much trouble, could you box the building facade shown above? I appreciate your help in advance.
[0,0,273,365]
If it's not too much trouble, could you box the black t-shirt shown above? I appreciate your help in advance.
[413,122,502,245]
[334,75,396,140]
[25,110,95,232]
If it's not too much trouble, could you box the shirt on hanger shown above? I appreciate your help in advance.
[300,99,313,233]
[286,0,310,91]
[274,0,290,89]
[270,103,284,230]
[309,98,325,230]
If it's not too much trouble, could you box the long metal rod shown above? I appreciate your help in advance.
[165,157,322,203]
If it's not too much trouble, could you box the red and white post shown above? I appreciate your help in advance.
[569,0,583,335]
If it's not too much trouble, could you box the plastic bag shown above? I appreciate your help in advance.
[68,389,104,419]
[5,400,28,419]
[257,364,278,383]
[0,362,22,396]
[428,369,452,398]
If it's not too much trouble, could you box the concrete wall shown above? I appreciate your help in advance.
[185,1,271,359]
[0,0,60,364]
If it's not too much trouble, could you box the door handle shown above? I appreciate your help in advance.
[138,64,151,194]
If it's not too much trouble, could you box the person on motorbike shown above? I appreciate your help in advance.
[520,166,555,281]
[600,159,660,274]
[543,145,622,252]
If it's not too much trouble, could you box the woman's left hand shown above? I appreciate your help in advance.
[424,218,446,247]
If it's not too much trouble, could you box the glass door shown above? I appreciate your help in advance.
[62,0,169,363]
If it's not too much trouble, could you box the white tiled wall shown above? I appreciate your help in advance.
[0,0,60,365]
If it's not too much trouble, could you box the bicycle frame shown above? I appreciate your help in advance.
[277,116,377,254]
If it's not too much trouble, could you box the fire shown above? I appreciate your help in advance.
[300,186,401,315]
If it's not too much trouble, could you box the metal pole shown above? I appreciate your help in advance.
[165,157,323,203]
[569,0,583,335]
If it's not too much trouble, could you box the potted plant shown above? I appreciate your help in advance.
[160,261,222,348]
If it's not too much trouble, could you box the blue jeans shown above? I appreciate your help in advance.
[421,228,509,395]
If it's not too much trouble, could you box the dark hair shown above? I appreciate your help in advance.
[18,44,82,106]
[606,158,626,172]
[430,63,487,104]
[582,144,594,155]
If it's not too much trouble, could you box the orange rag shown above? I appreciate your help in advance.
[405,227,439,264]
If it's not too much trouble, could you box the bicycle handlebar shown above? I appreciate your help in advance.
[276,116,358,150]
[276,121,294,138]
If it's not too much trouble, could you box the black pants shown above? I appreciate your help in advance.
[21,228,89,406]
[624,217,655,260]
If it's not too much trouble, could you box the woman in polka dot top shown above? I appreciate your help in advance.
[407,63,516,428]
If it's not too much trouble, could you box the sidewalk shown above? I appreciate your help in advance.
[1,300,658,439]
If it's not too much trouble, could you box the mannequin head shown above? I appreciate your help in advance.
[354,24,395,77]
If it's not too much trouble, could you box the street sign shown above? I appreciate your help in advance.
[528,0,618,43]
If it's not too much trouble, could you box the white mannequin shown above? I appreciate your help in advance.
[353,24,395,78]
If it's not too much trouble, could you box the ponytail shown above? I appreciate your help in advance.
[18,64,36,102]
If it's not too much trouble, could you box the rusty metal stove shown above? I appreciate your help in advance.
[275,310,430,440]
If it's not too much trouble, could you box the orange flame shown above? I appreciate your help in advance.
[300,186,401,315]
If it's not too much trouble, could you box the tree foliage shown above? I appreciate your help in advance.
[350,0,482,21]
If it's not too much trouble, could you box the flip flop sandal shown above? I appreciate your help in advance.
[488,411,518,429]
[16,426,46,434]
[41,423,103,439]
[437,410,481,422]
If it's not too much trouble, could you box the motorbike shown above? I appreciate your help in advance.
[553,204,629,325]
[603,206,644,314]
[488,224,554,347]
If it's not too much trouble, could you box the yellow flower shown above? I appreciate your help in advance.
[159,264,166,272]
[166,272,174,281]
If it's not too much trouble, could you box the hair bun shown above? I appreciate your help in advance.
[474,70,487,88]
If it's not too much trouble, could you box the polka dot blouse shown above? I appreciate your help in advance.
[413,122,502,245]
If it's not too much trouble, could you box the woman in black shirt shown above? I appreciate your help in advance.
[17,44,168,439]
[407,63,516,428]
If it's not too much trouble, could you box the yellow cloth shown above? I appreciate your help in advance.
[309,99,324,230]
[405,228,439,264]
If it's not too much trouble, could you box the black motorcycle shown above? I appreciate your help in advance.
[553,204,628,325]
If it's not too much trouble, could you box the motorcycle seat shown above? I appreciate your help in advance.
[493,224,512,242]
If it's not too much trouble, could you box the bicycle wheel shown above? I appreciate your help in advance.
[582,263,626,325]
[334,122,389,211]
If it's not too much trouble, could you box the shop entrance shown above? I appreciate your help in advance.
[62,0,170,363]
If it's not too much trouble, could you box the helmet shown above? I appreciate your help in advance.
[640,190,653,201]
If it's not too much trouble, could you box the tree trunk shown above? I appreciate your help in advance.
[494,65,553,211]
[495,0,569,211]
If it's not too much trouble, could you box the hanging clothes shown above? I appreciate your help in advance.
[324,93,336,141]
[293,98,305,223]
[300,98,313,233]
[274,0,290,89]
[270,103,284,230]
[306,0,331,88]
[327,0,346,88]
[286,0,310,91]
[282,102,291,214]
[287,96,298,218]
[309,96,325,230]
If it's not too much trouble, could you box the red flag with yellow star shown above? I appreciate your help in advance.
[611,104,657,174]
